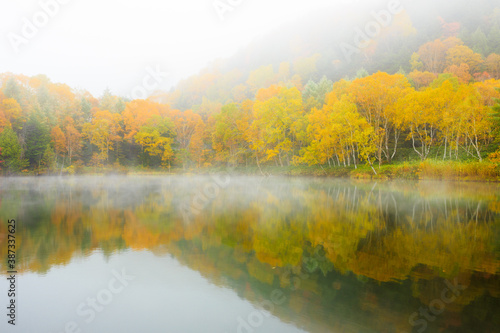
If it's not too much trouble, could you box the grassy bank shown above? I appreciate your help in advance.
[9,160,500,182]
[190,160,500,182]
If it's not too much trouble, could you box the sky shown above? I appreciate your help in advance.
[0,0,355,98]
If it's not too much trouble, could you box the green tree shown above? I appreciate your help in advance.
[0,126,24,173]
[40,144,56,172]
[490,88,500,140]
[489,24,500,54]
[470,28,489,56]
[24,113,50,169]
[302,76,333,111]
[3,78,21,102]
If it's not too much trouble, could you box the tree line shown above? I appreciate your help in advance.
[1,37,500,174]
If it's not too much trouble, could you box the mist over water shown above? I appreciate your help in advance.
[0,176,498,332]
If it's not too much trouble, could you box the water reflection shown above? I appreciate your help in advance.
[0,176,499,332]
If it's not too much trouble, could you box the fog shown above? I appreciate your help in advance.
[1,0,346,96]
[1,175,497,227]
[2,0,483,97]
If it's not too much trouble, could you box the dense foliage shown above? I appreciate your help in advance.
[1,34,500,174]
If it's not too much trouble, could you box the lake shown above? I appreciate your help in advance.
[0,176,499,333]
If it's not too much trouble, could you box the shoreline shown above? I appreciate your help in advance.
[4,160,500,183]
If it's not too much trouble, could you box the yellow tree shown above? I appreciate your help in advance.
[1,98,24,132]
[122,100,169,140]
[417,39,447,73]
[455,84,492,161]
[474,79,500,107]
[485,53,500,79]
[134,116,175,168]
[212,103,249,166]
[302,89,345,166]
[51,126,66,158]
[396,80,455,160]
[348,72,412,164]
[408,70,438,89]
[82,109,122,163]
[302,94,377,172]
[331,96,377,172]
[251,87,305,167]
[445,45,483,74]
[302,105,336,166]
[444,63,472,83]
[165,109,205,168]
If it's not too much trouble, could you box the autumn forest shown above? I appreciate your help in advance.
[1,1,500,332]
[2,7,500,177]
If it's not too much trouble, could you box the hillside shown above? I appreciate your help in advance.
[1,0,500,177]
[151,0,500,112]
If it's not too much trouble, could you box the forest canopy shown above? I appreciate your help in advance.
[1,2,500,175]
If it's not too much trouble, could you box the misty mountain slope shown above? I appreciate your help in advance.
[152,0,500,111]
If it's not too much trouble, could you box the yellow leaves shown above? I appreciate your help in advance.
[397,79,493,161]
[473,79,500,106]
[408,70,438,89]
[1,98,24,131]
[446,45,483,73]
[302,94,377,168]
[82,108,122,162]
[122,100,169,140]
[212,103,250,164]
[51,126,66,155]
[251,86,304,165]
[444,63,472,83]
[134,115,176,167]
[418,39,447,73]
[485,53,500,79]
[346,72,412,163]
[488,150,500,164]
[255,85,281,101]
[48,83,75,103]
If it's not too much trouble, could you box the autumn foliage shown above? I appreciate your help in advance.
[1,37,500,174]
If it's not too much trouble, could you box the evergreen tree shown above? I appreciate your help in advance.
[471,28,489,56]
[40,144,56,172]
[80,96,92,123]
[0,126,24,173]
[490,88,500,141]
[355,68,369,79]
[24,113,50,168]
[489,24,500,54]
[3,78,21,102]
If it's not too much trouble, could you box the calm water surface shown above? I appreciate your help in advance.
[0,176,499,333]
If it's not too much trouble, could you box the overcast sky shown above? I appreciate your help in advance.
[1,0,361,98]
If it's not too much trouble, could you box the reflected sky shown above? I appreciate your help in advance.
[0,176,499,332]
[0,250,305,333]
